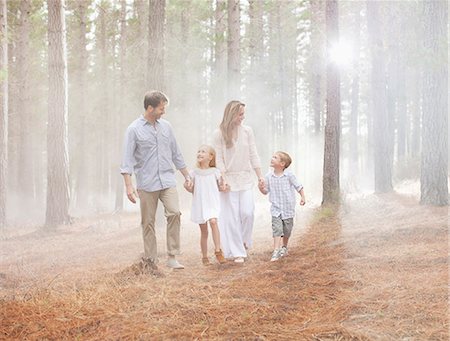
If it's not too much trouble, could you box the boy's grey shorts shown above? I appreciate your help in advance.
[272,216,294,238]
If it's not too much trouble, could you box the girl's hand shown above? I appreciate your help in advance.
[184,179,194,193]
[300,198,306,206]
[219,177,230,192]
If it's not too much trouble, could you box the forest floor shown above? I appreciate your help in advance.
[0,192,448,340]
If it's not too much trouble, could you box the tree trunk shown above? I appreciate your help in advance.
[227,0,240,99]
[310,0,325,135]
[211,0,226,123]
[322,0,340,205]
[420,0,448,206]
[367,0,392,193]
[0,0,7,227]
[114,0,127,212]
[73,0,89,210]
[349,5,361,167]
[16,0,34,200]
[147,0,165,90]
[46,0,70,227]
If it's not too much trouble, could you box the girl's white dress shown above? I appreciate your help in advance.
[190,167,221,224]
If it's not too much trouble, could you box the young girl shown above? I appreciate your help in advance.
[184,145,227,265]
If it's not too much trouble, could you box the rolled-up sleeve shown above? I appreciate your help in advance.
[247,126,261,169]
[288,173,303,192]
[120,126,136,175]
[168,124,186,170]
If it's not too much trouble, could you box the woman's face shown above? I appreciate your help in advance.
[233,106,245,126]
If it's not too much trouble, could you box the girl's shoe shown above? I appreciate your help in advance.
[234,257,245,263]
[202,257,212,266]
[215,250,227,264]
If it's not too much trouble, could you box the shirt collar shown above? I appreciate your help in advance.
[140,115,159,126]
[270,170,287,178]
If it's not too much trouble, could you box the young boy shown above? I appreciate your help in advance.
[258,151,306,262]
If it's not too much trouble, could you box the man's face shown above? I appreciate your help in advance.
[150,102,167,119]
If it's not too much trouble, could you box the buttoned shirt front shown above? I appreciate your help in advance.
[120,116,186,192]
[265,170,303,219]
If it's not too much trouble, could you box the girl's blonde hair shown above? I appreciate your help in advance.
[220,100,245,148]
[196,145,216,168]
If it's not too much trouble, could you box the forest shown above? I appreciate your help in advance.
[0,0,448,340]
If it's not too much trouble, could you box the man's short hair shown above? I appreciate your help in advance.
[144,91,169,110]
[276,151,292,169]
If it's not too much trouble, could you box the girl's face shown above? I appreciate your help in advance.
[197,146,213,167]
[233,106,245,126]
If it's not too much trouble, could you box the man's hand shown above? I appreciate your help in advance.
[126,184,138,203]
[184,178,194,193]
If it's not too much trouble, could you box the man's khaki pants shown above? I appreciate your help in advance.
[138,187,181,262]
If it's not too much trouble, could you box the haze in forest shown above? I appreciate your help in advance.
[0,0,447,227]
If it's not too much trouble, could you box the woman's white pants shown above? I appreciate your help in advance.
[219,189,255,259]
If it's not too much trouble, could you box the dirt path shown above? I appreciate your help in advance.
[0,194,448,340]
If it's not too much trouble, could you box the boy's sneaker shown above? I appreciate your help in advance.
[270,249,281,262]
[279,246,288,257]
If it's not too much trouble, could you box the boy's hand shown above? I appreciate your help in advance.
[258,179,268,194]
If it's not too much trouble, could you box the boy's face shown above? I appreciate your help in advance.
[270,153,285,169]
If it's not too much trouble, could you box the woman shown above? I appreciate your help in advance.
[213,100,264,263]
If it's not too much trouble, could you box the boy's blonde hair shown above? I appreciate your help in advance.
[276,151,292,169]
[197,145,216,168]
[220,100,245,148]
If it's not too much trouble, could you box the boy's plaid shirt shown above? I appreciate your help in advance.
[265,170,303,219]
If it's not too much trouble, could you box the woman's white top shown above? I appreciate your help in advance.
[213,124,261,192]
[190,167,221,224]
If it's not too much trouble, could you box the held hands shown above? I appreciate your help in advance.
[258,177,267,194]
[184,176,194,193]
[218,176,230,192]
[126,184,139,204]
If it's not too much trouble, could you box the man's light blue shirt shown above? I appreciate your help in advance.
[120,116,186,192]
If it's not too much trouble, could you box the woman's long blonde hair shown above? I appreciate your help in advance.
[220,100,245,148]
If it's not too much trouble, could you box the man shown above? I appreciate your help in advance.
[120,90,192,272]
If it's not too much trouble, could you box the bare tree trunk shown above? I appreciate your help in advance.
[73,0,89,209]
[0,0,7,227]
[310,0,325,135]
[135,0,147,91]
[349,6,361,167]
[420,0,448,206]
[6,3,17,195]
[367,0,392,193]
[16,0,34,200]
[147,0,165,90]
[322,0,340,205]
[46,0,70,227]
[227,0,240,99]
[211,0,226,123]
[115,0,127,212]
